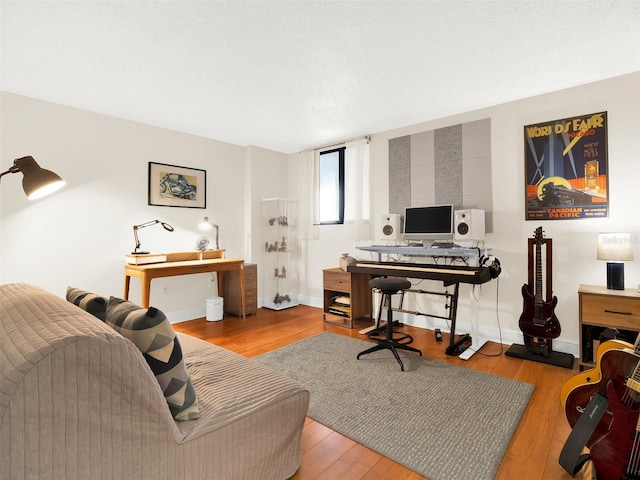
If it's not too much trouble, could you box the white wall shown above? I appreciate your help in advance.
[2,73,639,354]
[0,92,250,320]
[244,145,289,304]
[292,72,640,355]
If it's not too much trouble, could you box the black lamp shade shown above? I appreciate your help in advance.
[15,156,65,199]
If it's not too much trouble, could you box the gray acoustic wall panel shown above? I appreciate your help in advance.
[434,124,463,207]
[388,118,493,233]
[410,130,435,208]
[462,118,493,232]
[388,135,411,216]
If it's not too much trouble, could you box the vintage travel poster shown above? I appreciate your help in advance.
[524,112,608,220]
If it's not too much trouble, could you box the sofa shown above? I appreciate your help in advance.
[0,283,310,480]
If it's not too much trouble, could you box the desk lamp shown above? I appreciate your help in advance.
[0,156,65,199]
[132,219,174,254]
[597,232,633,290]
[199,216,219,249]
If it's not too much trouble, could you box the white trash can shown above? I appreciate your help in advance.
[206,296,224,321]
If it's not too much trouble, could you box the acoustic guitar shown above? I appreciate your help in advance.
[589,379,640,480]
[562,339,640,447]
[518,227,561,340]
[560,337,634,409]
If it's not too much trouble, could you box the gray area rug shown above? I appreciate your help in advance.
[255,332,534,480]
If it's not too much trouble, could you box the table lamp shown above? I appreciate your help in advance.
[132,219,174,254]
[199,216,219,249]
[597,232,633,290]
[0,156,65,199]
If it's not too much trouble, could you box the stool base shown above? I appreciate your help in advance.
[357,331,422,371]
[359,280,421,371]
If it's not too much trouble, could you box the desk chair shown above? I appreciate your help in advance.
[357,277,422,371]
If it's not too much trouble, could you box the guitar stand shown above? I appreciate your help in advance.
[505,341,574,368]
[505,233,574,369]
[524,335,551,357]
[506,334,574,368]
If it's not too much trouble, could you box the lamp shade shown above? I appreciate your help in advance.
[597,232,633,290]
[17,156,65,199]
[597,232,634,261]
[0,156,65,200]
[198,216,219,249]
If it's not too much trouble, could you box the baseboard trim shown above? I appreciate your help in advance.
[168,306,205,324]
[168,298,579,357]
[398,311,579,357]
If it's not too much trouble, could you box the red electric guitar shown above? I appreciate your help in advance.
[518,227,561,345]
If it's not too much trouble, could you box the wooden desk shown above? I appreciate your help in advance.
[124,251,245,318]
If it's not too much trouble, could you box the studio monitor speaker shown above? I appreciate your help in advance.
[379,214,403,241]
[454,209,485,241]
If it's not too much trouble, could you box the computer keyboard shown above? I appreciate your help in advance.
[431,242,459,248]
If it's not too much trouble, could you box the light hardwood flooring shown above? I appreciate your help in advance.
[173,305,592,480]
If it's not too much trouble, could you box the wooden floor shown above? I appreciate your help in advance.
[173,305,592,480]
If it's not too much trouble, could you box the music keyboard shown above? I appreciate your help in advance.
[347,261,492,285]
[357,244,485,266]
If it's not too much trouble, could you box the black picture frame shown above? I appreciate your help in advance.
[148,162,206,209]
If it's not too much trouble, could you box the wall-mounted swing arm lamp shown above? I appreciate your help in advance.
[0,156,65,200]
[132,219,174,254]
[198,216,219,249]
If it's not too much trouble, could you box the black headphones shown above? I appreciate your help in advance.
[480,255,502,279]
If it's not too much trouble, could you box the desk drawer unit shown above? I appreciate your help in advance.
[578,284,640,368]
[324,269,352,294]
[224,263,257,317]
[580,287,640,330]
[323,268,372,328]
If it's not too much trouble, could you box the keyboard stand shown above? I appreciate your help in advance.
[458,293,488,360]
[349,251,496,359]
[370,281,476,359]
[439,282,472,357]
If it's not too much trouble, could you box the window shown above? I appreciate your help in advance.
[318,147,345,224]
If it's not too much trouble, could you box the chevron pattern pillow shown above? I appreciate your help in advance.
[66,286,108,321]
[105,297,199,421]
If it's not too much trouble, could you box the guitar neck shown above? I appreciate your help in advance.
[534,243,543,303]
[623,333,640,393]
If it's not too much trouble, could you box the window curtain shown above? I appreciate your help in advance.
[344,138,372,241]
[296,137,372,241]
[296,149,320,240]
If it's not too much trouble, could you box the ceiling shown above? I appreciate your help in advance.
[1,1,639,154]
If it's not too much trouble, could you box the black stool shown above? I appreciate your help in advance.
[357,277,422,371]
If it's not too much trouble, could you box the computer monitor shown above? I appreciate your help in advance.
[403,204,454,243]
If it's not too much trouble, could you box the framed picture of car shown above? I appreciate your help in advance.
[148,162,206,208]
